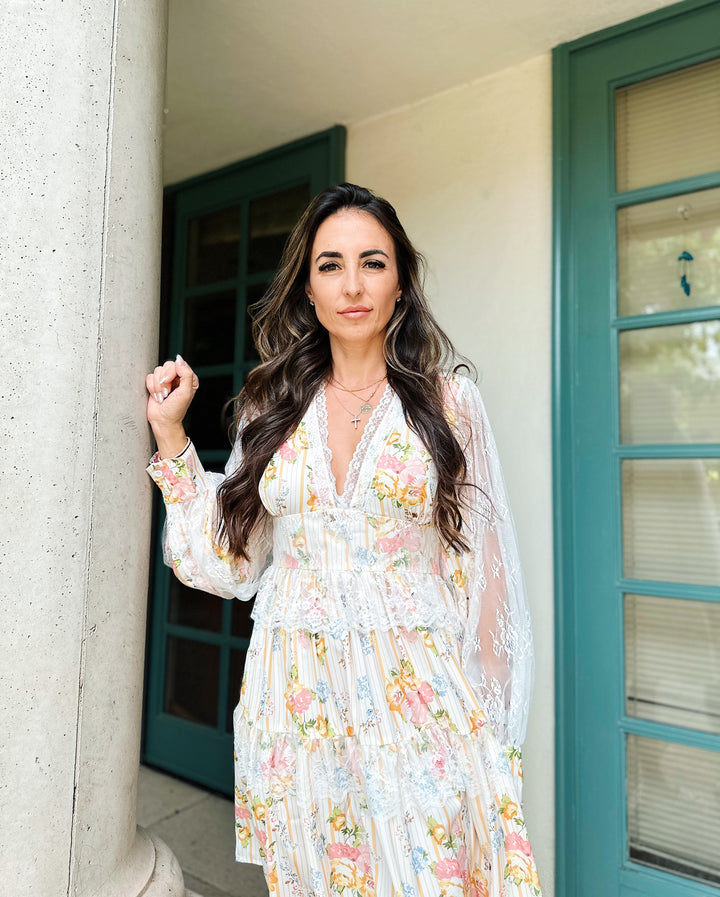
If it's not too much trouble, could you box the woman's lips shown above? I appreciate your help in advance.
[339,306,371,318]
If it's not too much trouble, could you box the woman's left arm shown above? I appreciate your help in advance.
[447,376,534,751]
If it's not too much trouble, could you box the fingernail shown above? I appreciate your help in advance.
[176,353,184,364]
[162,387,169,398]
[154,393,162,402]
[159,376,167,384]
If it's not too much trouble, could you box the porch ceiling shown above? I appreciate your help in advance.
[164,0,679,184]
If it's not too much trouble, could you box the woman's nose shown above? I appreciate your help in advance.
[342,267,363,296]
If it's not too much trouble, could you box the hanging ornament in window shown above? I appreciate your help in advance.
[676,204,693,298]
[677,250,693,296]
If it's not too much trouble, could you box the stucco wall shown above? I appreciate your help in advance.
[347,52,555,892]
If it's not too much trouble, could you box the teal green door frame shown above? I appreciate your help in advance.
[142,126,345,794]
[553,3,720,896]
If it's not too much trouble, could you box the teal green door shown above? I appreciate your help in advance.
[555,3,720,896]
[143,127,345,794]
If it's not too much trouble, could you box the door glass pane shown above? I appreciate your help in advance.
[625,593,720,733]
[168,577,223,632]
[616,57,720,192]
[226,648,248,733]
[184,375,235,451]
[247,184,310,274]
[622,458,720,585]
[619,321,720,443]
[184,290,236,366]
[186,206,241,287]
[627,735,720,885]
[617,186,720,316]
[164,637,220,726]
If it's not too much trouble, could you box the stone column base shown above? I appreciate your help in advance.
[89,829,186,897]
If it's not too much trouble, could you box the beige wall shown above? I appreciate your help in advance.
[347,52,555,893]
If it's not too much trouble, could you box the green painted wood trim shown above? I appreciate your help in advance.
[164,125,347,194]
[617,444,720,458]
[610,170,720,205]
[621,717,720,751]
[553,0,719,54]
[614,307,720,330]
[551,37,579,897]
[617,578,720,601]
[553,2,720,895]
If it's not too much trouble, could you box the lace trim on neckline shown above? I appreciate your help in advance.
[316,382,394,508]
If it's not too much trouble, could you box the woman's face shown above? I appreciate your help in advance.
[305,209,402,351]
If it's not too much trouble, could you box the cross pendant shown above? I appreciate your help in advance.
[351,415,361,429]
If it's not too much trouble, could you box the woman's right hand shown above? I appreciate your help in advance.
[146,355,199,456]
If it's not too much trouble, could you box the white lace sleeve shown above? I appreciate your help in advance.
[146,428,272,600]
[447,375,534,748]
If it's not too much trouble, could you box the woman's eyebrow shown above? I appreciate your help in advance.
[315,248,390,263]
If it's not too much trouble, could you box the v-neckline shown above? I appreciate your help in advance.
[315,382,394,507]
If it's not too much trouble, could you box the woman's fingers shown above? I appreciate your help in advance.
[146,356,199,425]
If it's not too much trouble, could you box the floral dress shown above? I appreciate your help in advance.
[147,374,540,897]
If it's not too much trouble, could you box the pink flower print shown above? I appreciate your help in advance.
[398,457,426,487]
[378,453,404,473]
[417,681,435,704]
[432,752,446,777]
[328,842,360,862]
[279,442,298,461]
[506,832,533,856]
[157,462,196,502]
[403,529,421,553]
[377,533,403,554]
[356,842,372,875]
[260,738,296,797]
[235,805,251,820]
[405,689,431,725]
[285,682,313,715]
[283,553,299,569]
[255,828,267,846]
[434,858,463,880]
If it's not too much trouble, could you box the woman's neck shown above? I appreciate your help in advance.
[328,338,387,390]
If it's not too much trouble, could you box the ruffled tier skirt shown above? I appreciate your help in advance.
[233,624,541,896]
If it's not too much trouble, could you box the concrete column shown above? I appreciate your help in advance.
[0,2,184,895]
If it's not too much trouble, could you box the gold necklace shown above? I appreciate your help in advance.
[330,377,385,414]
[331,374,386,395]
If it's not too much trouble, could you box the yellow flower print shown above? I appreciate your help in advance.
[312,633,327,663]
[306,486,320,511]
[469,707,487,734]
[315,715,329,737]
[264,459,278,482]
[499,794,519,821]
[289,424,309,451]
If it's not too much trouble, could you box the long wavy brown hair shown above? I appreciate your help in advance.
[218,183,477,560]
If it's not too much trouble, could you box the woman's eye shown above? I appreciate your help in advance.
[364,259,386,269]
[318,261,339,272]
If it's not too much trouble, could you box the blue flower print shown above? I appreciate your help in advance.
[356,675,372,700]
[430,673,449,696]
[315,680,330,703]
[402,884,417,897]
[360,634,375,655]
[410,846,429,875]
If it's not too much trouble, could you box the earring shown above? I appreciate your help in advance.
[396,295,402,303]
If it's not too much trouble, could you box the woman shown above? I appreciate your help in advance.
[146,183,540,896]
